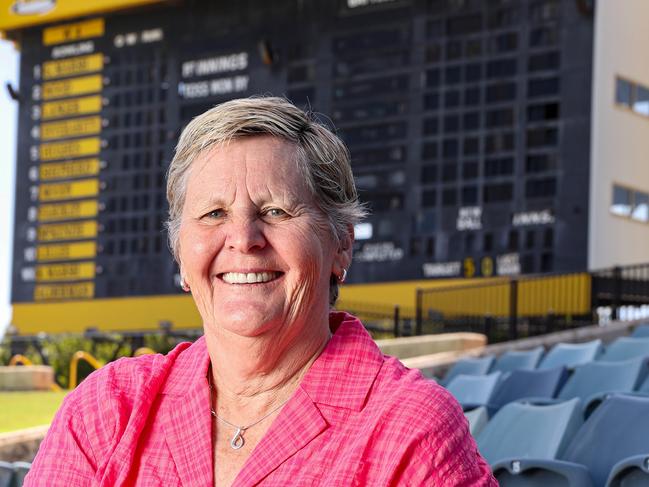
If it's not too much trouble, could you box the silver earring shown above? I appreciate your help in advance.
[181,277,190,292]
[338,268,347,283]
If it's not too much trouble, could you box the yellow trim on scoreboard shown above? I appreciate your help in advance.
[39,178,99,202]
[37,241,97,262]
[38,199,98,222]
[40,136,101,161]
[41,116,102,140]
[38,220,98,241]
[43,53,104,80]
[36,261,96,282]
[42,95,102,120]
[40,158,100,181]
[13,294,200,333]
[33,282,95,302]
[0,2,165,33]
[42,18,104,46]
[42,74,102,100]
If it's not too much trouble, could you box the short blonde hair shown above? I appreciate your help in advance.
[166,96,366,305]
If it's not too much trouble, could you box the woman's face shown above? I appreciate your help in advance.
[178,135,351,339]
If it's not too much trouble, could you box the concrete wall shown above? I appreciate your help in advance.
[589,0,649,268]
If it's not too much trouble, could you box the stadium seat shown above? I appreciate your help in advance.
[441,355,495,385]
[556,358,649,416]
[486,366,569,416]
[464,406,489,437]
[492,347,545,374]
[599,337,649,362]
[477,398,582,466]
[630,323,649,338]
[538,340,602,370]
[606,454,649,486]
[492,394,649,487]
[0,461,13,487]
[445,371,502,410]
[12,462,31,487]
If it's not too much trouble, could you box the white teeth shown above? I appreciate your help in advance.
[221,272,279,284]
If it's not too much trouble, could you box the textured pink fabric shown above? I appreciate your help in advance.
[26,312,497,486]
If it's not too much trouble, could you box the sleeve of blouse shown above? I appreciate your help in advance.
[398,388,498,486]
[23,391,99,486]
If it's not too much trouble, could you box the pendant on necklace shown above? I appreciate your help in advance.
[230,428,245,450]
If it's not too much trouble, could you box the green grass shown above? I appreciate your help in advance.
[0,391,69,433]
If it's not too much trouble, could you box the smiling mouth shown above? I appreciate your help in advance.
[219,271,283,284]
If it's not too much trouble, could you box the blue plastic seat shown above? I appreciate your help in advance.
[0,461,13,487]
[599,337,649,362]
[606,454,649,486]
[493,394,649,487]
[492,347,545,374]
[477,398,582,466]
[538,340,602,370]
[557,358,648,415]
[630,323,649,338]
[487,366,568,416]
[464,406,489,437]
[446,371,502,410]
[442,355,495,385]
[12,462,31,487]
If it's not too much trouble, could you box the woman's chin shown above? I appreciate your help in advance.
[212,305,283,338]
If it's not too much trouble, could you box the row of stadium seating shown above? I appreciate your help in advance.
[0,461,30,487]
[449,324,649,486]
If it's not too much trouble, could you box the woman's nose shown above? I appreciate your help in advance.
[225,216,266,253]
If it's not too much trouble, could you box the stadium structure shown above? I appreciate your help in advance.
[2,0,649,335]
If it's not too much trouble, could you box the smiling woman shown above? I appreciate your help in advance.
[25,97,496,486]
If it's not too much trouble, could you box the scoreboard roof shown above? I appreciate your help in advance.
[0,0,165,33]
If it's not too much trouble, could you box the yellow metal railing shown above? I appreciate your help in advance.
[134,347,156,357]
[9,354,33,366]
[68,350,102,389]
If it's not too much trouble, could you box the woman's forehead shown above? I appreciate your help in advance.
[185,136,309,201]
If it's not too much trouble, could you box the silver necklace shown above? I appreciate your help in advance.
[208,374,290,450]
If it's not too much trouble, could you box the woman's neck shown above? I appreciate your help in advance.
[204,315,331,419]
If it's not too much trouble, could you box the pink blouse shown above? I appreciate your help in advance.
[25,312,496,486]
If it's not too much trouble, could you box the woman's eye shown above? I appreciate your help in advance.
[265,208,287,218]
[205,209,225,219]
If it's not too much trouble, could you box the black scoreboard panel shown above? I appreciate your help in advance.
[11,0,594,304]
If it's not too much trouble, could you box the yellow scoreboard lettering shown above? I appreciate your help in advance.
[40,137,101,161]
[37,241,97,262]
[41,116,102,140]
[481,256,494,277]
[38,220,98,241]
[42,95,102,120]
[34,282,95,301]
[43,19,105,46]
[43,53,104,80]
[463,257,476,278]
[39,178,100,202]
[40,158,100,181]
[38,199,98,222]
[42,74,103,100]
[36,261,96,282]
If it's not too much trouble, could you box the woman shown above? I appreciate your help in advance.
[26,97,496,486]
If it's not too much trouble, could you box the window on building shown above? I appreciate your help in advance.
[527,127,558,148]
[445,90,461,108]
[425,92,440,110]
[462,161,479,179]
[422,141,438,160]
[487,58,517,79]
[443,139,459,157]
[528,77,560,97]
[462,186,478,205]
[445,66,462,84]
[422,189,437,207]
[529,26,559,47]
[633,191,649,222]
[616,78,633,107]
[528,51,560,72]
[442,163,458,182]
[526,153,558,172]
[507,229,519,251]
[485,157,514,177]
[444,114,460,133]
[463,111,480,130]
[465,87,481,105]
[483,232,493,252]
[634,85,649,116]
[463,137,479,155]
[611,185,632,216]
[465,63,482,82]
[442,188,458,206]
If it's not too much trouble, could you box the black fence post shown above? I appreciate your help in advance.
[612,266,622,321]
[484,315,494,343]
[393,305,400,338]
[509,279,518,340]
[416,289,423,336]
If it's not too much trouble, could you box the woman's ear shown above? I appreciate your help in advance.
[333,224,354,278]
